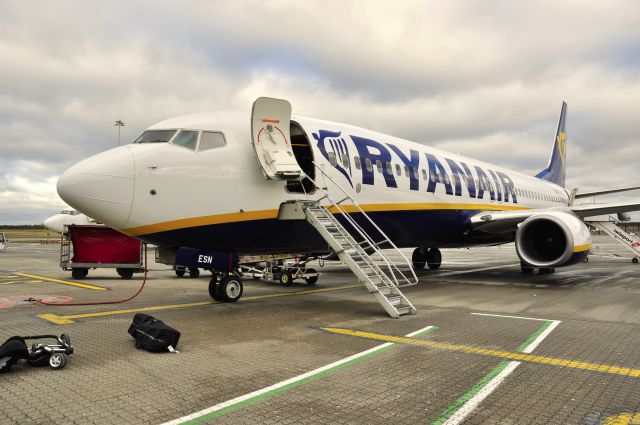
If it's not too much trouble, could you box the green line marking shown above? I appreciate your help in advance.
[178,326,438,425]
[430,320,553,425]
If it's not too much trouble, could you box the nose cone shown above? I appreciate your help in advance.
[43,216,63,233]
[57,147,135,228]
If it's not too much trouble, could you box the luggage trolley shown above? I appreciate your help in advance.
[60,225,144,279]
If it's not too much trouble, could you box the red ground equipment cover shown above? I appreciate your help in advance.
[70,226,141,264]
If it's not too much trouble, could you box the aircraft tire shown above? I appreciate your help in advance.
[208,274,222,301]
[633,257,638,264]
[412,248,427,269]
[71,268,88,280]
[521,262,534,273]
[174,266,186,277]
[426,248,442,269]
[219,274,243,302]
[539,267,555,274]
[188,267,200,278]
[279,271,293,286]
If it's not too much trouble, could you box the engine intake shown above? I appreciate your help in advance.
[515,211,591,268]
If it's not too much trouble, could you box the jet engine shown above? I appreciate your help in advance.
[515,211,591,268]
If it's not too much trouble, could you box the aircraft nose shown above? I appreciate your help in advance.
[57,147,135,228]
[42,216,60,233]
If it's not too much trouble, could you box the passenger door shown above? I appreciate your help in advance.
[251,97,302,180]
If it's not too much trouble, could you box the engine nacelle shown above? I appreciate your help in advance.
[515,211,591,268]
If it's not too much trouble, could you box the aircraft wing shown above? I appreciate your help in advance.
[470,201,640,233]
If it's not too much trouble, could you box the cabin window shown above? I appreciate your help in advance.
[134,129,177,144]
[444,175,451,185]
[173,130,199,151]
[430,171,436,183]
[342,155,349,168]
[354,156,361,170]
[198,132,226,151]
[365,158,373,172]
[395,164,401,176]
[386,162,393,174]
[376,160,383,173]
[422,169,427,180]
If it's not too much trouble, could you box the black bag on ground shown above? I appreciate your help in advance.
[128,313,180,353]
[0,337,29,373]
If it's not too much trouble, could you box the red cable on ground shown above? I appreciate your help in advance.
[35,245,149,306]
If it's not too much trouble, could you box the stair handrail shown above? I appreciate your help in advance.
[302,163,418,286]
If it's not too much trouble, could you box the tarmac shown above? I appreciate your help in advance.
[0,235,639,424]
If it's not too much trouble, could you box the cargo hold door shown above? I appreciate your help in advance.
[251,97,302,180]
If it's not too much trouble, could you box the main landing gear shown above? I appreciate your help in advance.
[412,248,442,270]
[521,262,555,274]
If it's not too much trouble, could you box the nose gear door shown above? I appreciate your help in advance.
[251,97,302,180]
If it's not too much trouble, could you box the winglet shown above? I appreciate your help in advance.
[536,101,567,187]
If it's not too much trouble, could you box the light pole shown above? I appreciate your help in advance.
[114,119,125,145]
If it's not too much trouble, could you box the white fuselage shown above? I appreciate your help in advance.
[57,110,570,254]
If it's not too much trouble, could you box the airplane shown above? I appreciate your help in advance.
[55,97,640,311]
[43,209,93,233]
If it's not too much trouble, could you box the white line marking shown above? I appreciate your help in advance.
[471,312,561,322]
[442,361,520,425]
[162,325,435,425]
[434,263,518,277]
[442,318,561,425]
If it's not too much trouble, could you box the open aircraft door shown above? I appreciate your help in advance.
[251,97,302,180]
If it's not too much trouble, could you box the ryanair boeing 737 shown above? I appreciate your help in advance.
[55,98,640,316]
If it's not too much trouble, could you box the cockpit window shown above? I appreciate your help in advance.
[133,130,177,144]
[172,130,199,151]
[198,132,226,151]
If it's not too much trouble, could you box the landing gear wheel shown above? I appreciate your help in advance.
[583,256,589,263]
[279,271,293,286]
[174,266,186,277]
[412,248,427,270]
[304,268,318,285]
[219,274,243,302]
[633,257,639,264]
[539,267,555,274]
[188,267,200,278]
[48,353,68,370]
[208,274,222,301]
[521,262,534,273]
[117,268,133,279]
[426,248,442,269]
[71,268,88,280]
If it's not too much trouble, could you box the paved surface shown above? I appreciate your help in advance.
[0,236,639,424]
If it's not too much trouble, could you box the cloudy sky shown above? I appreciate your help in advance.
[1,1,639,224]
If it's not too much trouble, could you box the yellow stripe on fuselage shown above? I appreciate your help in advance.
[573,244,592,253]
[122,202,530,237]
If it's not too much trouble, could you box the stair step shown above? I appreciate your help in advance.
[395,304,412,314]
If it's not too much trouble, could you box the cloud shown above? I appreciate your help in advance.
[1,0,639,224]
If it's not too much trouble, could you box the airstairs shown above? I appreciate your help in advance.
[586,217,640,263]
[297,165,418,318]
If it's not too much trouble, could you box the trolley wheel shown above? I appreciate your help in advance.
[426,248,442,269]
[412,248,427,270]
[49,353,68,370]
[71,268,88,280]
[633,257,639,264]
[218,274,243,302]
[520,262,534,273]
[188,267,200,278]
[174,266,186,277]
[279,270,293,286]
[117,268,134,279]
[304,268,318,285]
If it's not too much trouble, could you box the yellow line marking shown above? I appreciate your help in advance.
[15,273,107,291]
[0,275,19,279]
[38,284,362,325]
[322,327,640,378]
[0,280,28,285]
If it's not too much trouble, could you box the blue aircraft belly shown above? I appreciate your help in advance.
[136,209,511,254]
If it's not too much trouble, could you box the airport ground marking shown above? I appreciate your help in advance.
[434,263,519,277]
[432,317,560,425]
[471,312,553,322]
[37,284,363,324]
[0,279,42,285]
[322,325,640,378]
[161,325,437,425]
[15,272,107,291]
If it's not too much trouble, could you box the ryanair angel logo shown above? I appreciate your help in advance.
[312,130,353,187]
[557,131,566,162]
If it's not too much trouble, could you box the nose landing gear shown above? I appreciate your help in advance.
[208,272,243,303]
